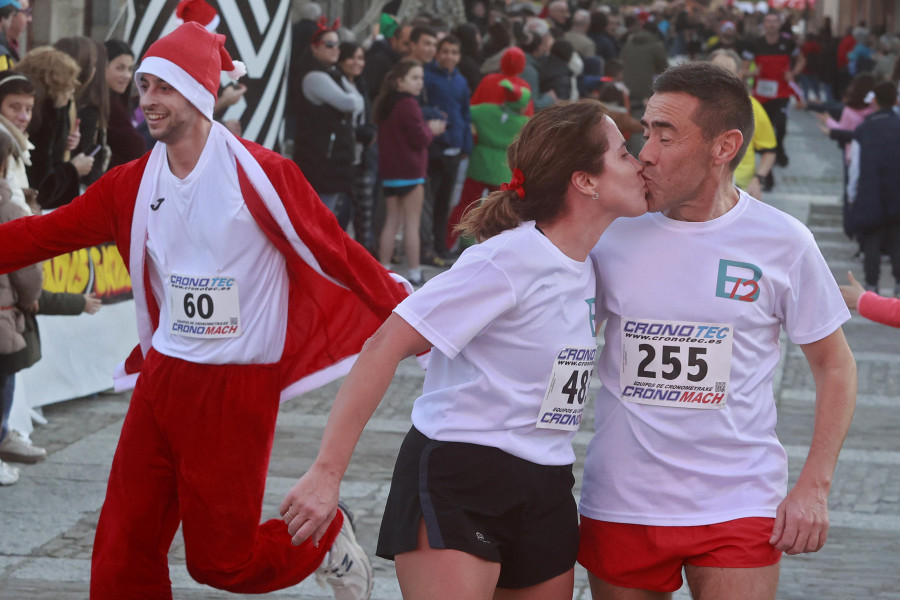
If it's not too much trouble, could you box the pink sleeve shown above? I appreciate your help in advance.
[828,108,864,132]
[857,291,900,328]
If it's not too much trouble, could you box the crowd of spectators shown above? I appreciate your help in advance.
[0,1,148,485]
[285,0,900,283]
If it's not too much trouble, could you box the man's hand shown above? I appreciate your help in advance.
[216,83,247,113]
[770,480,830,554]
[839,270,866,310]
[278,463,341,547]
[83,292,102,314]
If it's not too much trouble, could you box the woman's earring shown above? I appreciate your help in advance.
[592,191,599,200]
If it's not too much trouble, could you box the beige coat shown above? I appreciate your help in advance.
[0,113,34,214]
[0,177,42,354]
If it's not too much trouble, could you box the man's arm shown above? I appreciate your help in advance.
[0,170,122,275]
[770,327,856,554]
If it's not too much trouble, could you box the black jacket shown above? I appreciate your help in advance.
[26,100,80,209]
[849,109,900,234]
[292,54,356,195]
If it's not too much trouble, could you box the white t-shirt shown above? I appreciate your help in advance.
[580,192,850,526]
[395,222,598,466]
[145,126,289,365]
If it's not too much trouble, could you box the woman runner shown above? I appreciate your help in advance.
[280,99,647,600]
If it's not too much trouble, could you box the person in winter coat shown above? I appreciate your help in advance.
[104,40,148,169]
[840,271,900,327]
[620,22,668,108]
[424,36,473,260]
[452,22,483,93]
[55,36,111,187]
[362,22,412,98]
[538,39,575,101]
[0,69,102,474]
[471,46,535,116]
[446,78,531,250]
[0,0,21,71]
[292,20,361,229]
[373,59,446,286]
[0,131,40,486]
[518,19,558,111]
[0,70,35,213]
[846,81,900,295]
[17,47,94,209]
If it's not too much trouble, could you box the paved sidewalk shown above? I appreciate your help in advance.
[1,108,898,598]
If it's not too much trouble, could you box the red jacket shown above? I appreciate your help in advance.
[377,94,434,181]
[0,134,409,398]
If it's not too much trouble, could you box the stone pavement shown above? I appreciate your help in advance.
[1,108,898,599]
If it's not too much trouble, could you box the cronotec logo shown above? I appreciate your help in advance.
[715,259,761,303]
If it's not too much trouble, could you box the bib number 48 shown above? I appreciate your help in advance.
[562,368,592,404]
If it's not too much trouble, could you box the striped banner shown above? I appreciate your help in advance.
[119,0,291,149]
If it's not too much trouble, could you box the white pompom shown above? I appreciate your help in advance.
[227,60,247,80]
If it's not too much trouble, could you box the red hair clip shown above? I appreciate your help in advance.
[501,168,526,198]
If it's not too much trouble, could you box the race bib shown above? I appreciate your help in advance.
[619,318,733,409]
[755,79,778,98]
[167,274,242,339]
[536,346,595,431]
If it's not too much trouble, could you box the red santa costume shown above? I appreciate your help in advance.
[0,23,407,598]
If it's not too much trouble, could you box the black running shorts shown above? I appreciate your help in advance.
[376,427,579,589]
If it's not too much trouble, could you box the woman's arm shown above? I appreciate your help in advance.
[302,71,364,114]
[279,313,432,545]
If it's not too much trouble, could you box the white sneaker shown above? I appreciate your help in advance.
[0,430,47,464]
[0,459,19,485]
[315,502,374,600]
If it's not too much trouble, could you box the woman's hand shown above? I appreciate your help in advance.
[67,119,81,150]
[279,462,342,546]
[839,271,866,310]
[70,153,95,177]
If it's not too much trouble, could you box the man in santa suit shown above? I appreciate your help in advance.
[0,22,408,599]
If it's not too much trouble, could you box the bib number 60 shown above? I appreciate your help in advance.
[183,292,214,319]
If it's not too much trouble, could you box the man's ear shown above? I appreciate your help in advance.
[713,129,744,167]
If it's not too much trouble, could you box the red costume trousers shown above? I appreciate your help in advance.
[90,349,342,598]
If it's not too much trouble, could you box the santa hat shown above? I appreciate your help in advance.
[176,0,220,32]
[135,22,246,120]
